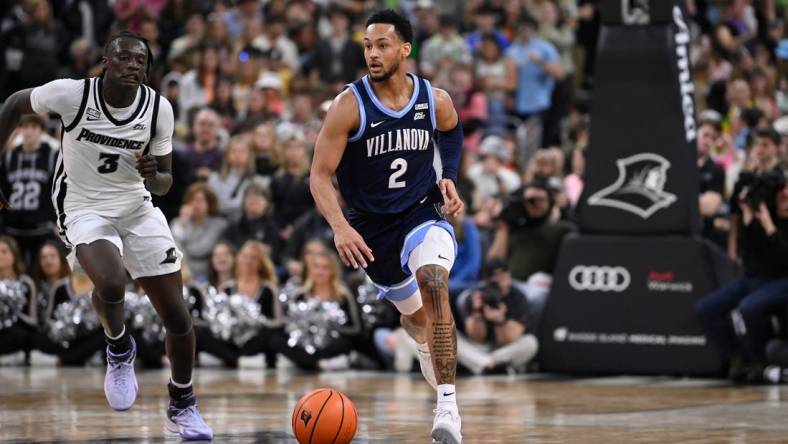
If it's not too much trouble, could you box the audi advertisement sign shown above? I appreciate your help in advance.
[539,234,734,375]
[568,265,631,292]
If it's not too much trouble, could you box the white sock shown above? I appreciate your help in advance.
[170,378,192,389]
[437,384,456,408]
[105,325,125,340]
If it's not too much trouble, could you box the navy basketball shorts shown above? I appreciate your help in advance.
[348,201,457,304]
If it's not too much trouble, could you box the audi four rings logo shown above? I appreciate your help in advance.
[569,266,631,292]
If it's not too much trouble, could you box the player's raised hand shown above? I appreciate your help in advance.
[135,150,157,178]
[439,178,465,218]
[333,223,374,269]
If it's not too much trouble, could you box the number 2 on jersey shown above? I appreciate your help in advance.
[97,153,120,174]
[389,158,407,189]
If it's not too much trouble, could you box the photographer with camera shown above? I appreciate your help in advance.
[456,258,538,374]
[728,128,783,260]
[487,180,575,281]
[696,168,788,382]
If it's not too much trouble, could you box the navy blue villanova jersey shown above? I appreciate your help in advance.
[337,73,438,214]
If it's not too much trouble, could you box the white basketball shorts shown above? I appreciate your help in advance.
[60,203,181,280]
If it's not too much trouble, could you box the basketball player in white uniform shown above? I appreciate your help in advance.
[0,32,212,440]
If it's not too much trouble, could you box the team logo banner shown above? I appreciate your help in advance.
[576,1,700,234]
[587,153,677,219]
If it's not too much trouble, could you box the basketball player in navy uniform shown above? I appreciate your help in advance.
[311,10,465,443]
[0,32,212,440]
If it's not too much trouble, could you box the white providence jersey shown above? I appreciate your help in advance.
[30,77,174,223]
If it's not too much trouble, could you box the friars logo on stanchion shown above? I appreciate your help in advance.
[587,153,677,219]
[568,265,631,292]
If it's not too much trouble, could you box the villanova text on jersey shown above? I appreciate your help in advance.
[337,73,438,214]
[365,127,431,157]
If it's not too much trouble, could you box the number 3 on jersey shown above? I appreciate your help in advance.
[389,158,407,189]
[97,153,120,174]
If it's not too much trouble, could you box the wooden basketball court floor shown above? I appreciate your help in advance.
[2,365,788,443]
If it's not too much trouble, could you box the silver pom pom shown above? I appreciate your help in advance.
[284,297,348,354]
[278,280,302,304]
[0,280,25,330]
[203,287,266,347]
[124,291,164,344]
[46,287,200,348]
[182,286,201,319]
[47,295,100,348]
[356,277,385,330]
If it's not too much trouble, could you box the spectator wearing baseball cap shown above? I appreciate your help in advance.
[466,135,521,202]
[253,72,284,117]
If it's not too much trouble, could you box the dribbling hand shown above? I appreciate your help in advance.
[333,223,374,269]
[439,178,465,218]
[135,150,157,178]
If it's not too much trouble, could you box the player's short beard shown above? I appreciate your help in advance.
[369,59,400,83]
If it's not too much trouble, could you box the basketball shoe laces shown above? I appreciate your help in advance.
[171,404,209,432]
[108,351,134,390]
[433,407,459,422]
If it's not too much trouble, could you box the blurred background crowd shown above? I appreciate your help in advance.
[1,0,788,379]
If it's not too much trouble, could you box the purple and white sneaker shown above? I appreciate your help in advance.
[104,336,138,411]
[165,402,214,441]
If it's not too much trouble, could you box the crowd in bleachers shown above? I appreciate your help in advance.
[1,0,788,379]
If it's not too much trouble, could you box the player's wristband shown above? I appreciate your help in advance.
[437,123,463,183]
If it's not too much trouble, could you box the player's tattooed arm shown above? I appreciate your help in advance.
[0,89,35,209]
[137,151,173,196]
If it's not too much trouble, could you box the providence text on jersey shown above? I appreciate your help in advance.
[75,128,146,150]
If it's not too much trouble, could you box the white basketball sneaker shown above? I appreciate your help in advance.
[431,405,462,443]
[104,336,138,411]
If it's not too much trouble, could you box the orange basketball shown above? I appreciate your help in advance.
[292,388,357,444]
